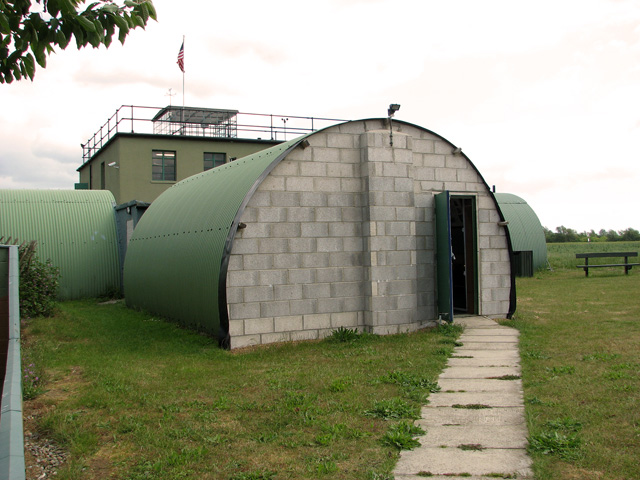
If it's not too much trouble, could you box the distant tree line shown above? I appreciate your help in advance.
[544,226,640,243]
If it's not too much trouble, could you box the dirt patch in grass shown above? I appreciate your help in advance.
[23,366,87,479]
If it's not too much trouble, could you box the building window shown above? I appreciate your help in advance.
[204,152,226,171]
[100,162,105,189]
[152,150,176,181]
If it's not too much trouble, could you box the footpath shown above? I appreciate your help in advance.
[394,316,533,479]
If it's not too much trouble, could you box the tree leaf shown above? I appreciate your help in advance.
[0,12,10,35]
[76,15,96,33]
[23,52,35,80]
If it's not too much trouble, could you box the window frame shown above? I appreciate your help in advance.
[203,152,226,171]
[152,150,177,182]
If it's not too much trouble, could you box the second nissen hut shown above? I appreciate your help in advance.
[124,119,515,349]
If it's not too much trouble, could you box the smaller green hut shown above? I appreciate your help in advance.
[0,190,121,299]
[494,193,548,276]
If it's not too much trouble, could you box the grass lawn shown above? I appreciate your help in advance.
[21,302,458,480]
[503,241,640,480]
[21,241,640,479]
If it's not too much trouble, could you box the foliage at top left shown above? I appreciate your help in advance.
[0,0,157,83]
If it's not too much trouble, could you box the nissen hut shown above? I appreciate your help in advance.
[124,119,515,349]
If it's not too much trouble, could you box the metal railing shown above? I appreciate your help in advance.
[81,106,346,165]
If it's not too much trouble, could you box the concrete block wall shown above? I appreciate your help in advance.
[226,120,511,348]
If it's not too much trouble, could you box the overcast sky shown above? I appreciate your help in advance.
[1,0,639,232]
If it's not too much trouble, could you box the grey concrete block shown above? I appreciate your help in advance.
[227,270,259,287]
[244,317,274,335]
[285,176,314,192]
[301,253,330,268]
[228,302,260,320]
[303,283,331,299]
[288,268,316,284]
[274,316,303,332]
[275,284,303,301]
[299,162,326,177]
[270,191,301,207]
[313,146,341,163]
[340,177,362,193]
[230,238,259,255]
[330,282,363,298]
[257,207,287,223]
[317,237,343,253]
[317,297,345,313]
[273,253,302,269]
[258,238,289,254]
[300,192,327,207]
[242,254,273,270]
[230,334,261,349]
[286,207,315,223]
[269,222,301,238]
[289,299,318,315]
[258,270,287,286]
[314,268,341,283]
[260,301,290,317]
[314,177,342,192]
[303,314,331,330]
[301,223,329,238]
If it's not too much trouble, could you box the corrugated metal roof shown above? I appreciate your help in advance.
[0,190,120,299]
[123,136,305,342]
[494,193,548,271]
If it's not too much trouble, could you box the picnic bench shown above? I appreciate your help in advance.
[576,252,639,277]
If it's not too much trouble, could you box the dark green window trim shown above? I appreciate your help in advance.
[204,152,226,171]
[152,150,176,181]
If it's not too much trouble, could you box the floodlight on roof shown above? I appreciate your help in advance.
[388,104,401,117]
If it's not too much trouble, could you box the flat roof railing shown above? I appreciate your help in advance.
[81,106,345,165]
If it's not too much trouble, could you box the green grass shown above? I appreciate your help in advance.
[505,242,640,479]
[21,301,455,480]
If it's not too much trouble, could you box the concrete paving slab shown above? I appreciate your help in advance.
[437,378,523,393]
[446,357,519,367]
[439,366,521,379]
[417,406,526,427]
[461,328,519,336]
[459,335,519,343]
[395,446,533,477]
[454,317,500,328]
[449,349,521,360]
[396,476,528,480]
[418,424,530,448]
[455,342,519,350]
[428,391,524,407]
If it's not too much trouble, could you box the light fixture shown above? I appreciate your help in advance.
[451,147,462,155]
[498,221,509,227]
[387,103,401,146]
[107,162,119,169]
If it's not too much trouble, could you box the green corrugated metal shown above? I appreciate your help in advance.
[0,190,120,299]
[123,137,305,343]
[494,193,548,273]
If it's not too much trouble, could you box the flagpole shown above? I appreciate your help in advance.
[182,35,185,107]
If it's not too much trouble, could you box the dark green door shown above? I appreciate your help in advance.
[435,191,454,322]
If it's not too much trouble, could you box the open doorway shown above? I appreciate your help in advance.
[450,196,477,314]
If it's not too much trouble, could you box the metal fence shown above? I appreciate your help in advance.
[81,106,345,165]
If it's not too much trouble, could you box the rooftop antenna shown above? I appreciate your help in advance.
[165,88,176,106]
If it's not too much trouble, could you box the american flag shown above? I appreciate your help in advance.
[177,42,184,73]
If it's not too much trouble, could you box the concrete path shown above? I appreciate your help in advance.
[394,316,533,480]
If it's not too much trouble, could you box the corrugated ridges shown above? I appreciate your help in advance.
[0,189,120,299]
[123,137,303,338]
[494,193,548,271]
